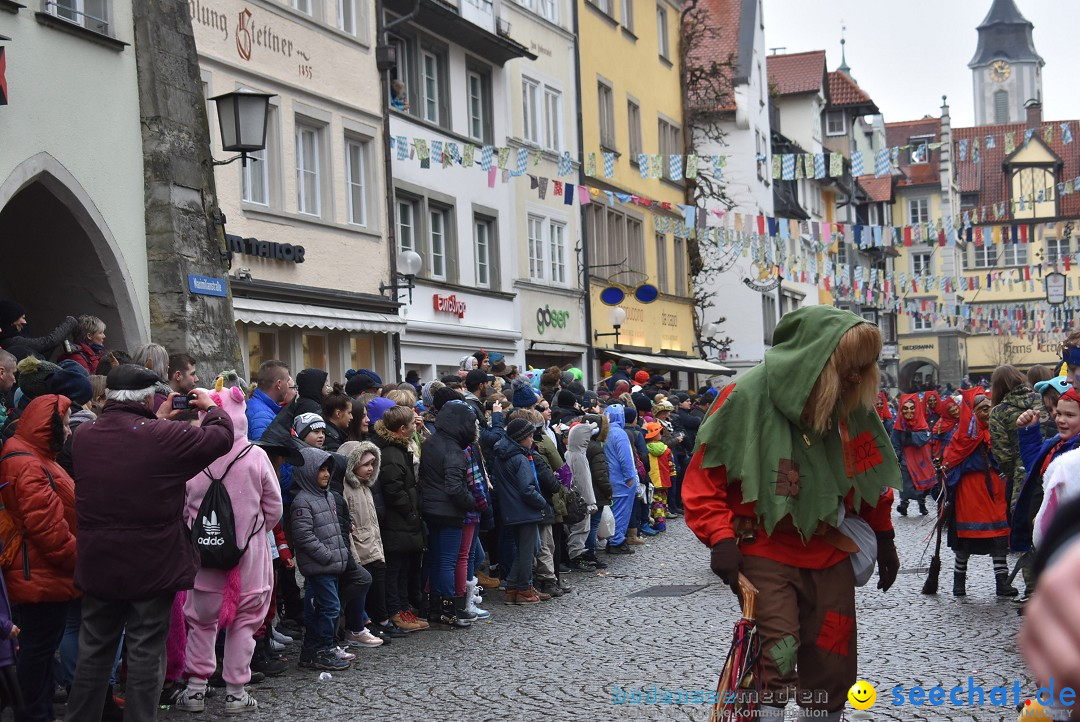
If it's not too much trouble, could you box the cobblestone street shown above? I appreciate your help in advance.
[154,506,1030,722]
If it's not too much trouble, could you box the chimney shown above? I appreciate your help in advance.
[1026,99,1043,130]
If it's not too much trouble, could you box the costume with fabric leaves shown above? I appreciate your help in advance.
[683,306,900,719]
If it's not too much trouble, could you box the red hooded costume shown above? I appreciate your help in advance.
[944,388,1009,542]
[896,393,936,492]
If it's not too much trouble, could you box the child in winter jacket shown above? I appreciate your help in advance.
[645,422,674,531]
[338,440,397,647]
[565,421,597,570]
[178,381,282,715]
[291,446,351,671]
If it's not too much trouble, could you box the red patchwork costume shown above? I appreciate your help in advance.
[684,306,901,720]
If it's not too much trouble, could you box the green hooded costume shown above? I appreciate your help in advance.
[695,306,901,540]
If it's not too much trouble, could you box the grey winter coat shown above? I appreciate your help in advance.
[566,422,596,506]
[339,440,385,566]
[290,446,349,576]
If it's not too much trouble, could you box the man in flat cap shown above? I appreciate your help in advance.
[65,364,234,721]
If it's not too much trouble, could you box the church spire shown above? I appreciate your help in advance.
[969,0,1044,68]
[837,23,851,77]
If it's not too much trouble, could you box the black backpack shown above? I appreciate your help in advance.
[191,445,261,570]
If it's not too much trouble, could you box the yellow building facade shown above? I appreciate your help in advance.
[890,129,1070,388]
[577,0,697,371]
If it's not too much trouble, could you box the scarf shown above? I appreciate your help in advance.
[695,306,900,540]
[922,391,941,421]
[463,445,488,523]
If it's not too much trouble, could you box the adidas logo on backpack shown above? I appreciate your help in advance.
[191,446,261,568]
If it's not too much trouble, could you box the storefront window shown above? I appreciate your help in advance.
[303,333,327,371]
[247,329,278,379]
[350,335,373,371]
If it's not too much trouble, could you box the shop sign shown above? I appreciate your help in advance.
[188,274,227,297]
[536,306,570,335]
[901,343,935,352]
[226,233,305,263]
[433,293,466,318]
[1046,272,1067,305]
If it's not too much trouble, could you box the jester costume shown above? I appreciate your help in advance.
[684,306,900,721]
[943,388,1014,597]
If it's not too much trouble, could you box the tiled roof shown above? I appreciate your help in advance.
[953,121,1080,215]
[827,71,877,112]
[857,175,893,203]
[886,117,942,188]
[684,0,743,113]
[766,50,827,97]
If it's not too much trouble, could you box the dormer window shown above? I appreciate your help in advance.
[825,110,845,137]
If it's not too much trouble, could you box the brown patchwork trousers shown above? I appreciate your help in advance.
[740,555,858,713]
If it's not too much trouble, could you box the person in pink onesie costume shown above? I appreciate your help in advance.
[178,380,283,714]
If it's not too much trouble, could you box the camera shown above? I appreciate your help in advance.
[172,393,197,410]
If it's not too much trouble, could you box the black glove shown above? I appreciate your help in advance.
[876,530,899,592]
[710,538,742,591]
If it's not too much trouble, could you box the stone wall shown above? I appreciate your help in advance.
[134,0,241,375]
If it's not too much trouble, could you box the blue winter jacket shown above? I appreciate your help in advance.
[490,436,551,526]
[246,388,281,442]
[603,405,637,496]
[1011,424,1080,552]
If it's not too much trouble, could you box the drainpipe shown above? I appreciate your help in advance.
[377,0,421,381]
[571,0,594,387]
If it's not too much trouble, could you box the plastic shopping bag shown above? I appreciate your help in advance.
[598,505,615,540]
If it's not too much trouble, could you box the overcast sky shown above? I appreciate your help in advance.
[762,0,1080,128]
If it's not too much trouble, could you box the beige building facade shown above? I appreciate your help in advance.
[193,0,400,381]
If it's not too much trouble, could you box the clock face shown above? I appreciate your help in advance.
[990,60,1012,83]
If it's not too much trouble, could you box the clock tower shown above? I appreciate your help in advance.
[969,0,1044,126]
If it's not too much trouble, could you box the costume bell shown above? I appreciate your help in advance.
[683,306,901,722]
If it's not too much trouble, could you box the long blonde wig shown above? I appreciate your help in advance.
[801,322,882,434]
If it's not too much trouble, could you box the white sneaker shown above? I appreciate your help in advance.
[270,626,293,645]
[333,645,358,661]
[345,628,384,647]
[268,637,287,653]
[224,689,258,715]
[175,687,206,713]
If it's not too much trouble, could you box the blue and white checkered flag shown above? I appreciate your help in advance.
[670,154,683,181]
[958,139,968,161]
[986,135,996,149]
[397,136,409,160]
[603,152,615,178]
[1064,123,1074,144]
[874,149,889,177]
[638,154,649,179]
[852,151,864,176]
[814,153,825,179]
[430,141,443,163]
[480,145,494,171]
[782,154,795,180]
[515,149,528,175]
[558,152,572,176]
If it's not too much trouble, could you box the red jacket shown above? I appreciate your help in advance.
[0,395,79,604]
[683,447,894,570]
[58,341,103,375]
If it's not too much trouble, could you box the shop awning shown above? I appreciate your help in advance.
[606,350,735,376]
[232,298,405,334]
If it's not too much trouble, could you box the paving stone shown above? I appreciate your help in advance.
[153,507,1029,721]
